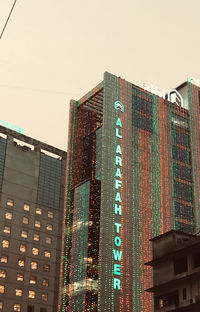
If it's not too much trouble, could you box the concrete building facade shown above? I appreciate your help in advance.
[0,125,66,312]
[146,230,200,311]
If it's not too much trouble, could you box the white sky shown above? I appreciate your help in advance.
[0,0,200,151]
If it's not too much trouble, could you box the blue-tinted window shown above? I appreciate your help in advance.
[37,154,61,209]
[0,137,6,191]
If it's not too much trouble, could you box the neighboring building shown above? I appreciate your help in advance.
[145,230,200,311]
[0,125,66,312]
[60,72,200,312]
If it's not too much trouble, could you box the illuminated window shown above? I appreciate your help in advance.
[19,244,26,253]
[32,248,39,256]
[43,264,50,272]
[0,285,4,294]
[0,270,6,278]
[48,211,53,218]
[14,303,21,311]
[21,230,28,239]
[42,278,49,287]
[7,199,14,206]
[1,256,7,263]
[34,220,41,228]
[28,290,35,299]
[31,261,38,270]
[46,224,52,231]
[18,259,25,267]
[24,204,30,212]
[5,212,12,220]
[44,251,51,258]
[45,237,52,244]
[36,208,42,215]
[41,293,48,301]
[33,234,40,242]
[0,301,3,310]
[29,276,37,285]
[22,217,29,224]
[16,273,24,282]
[3,225,11,234]
[15,288,23,296]
[2,239,9,248]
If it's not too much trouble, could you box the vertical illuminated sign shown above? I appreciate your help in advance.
[113,101,124,290]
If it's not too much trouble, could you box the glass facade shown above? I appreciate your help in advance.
[37,154,62,209]
[0,137,6,191]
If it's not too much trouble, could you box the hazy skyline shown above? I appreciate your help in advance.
[0,0,200,151]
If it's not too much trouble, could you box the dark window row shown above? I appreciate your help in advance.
[171,129,190,148]
[172,146,190,164]
[173,163,192,182]
[174,181,192,202]
[132,112,153,133]
[132,95,153,115]
[175,221,194,234]
[174,201,194,223]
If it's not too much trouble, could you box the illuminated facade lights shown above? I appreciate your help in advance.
[60,72,200,312]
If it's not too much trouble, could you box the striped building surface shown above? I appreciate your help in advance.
[60,72,200,312]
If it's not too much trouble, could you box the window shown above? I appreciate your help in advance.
[42,278,49,287]
[0,285,4,293]
[46,224,52,231]
[3,225,11,234]
[5,212,12,220]
[19,244,26,253]
[17,273,24,282]
[14,303,21,311]
[28,290,35,299]
[29,276,37,285]
[41,293,48,301]
[48,211,53,218]
[18,259,25,267]
[21,230,28,239]
[36,208,42,215]
[193,252,200,268]
[27,306,34,312]
[156,291,179,308]
[24,204,30,212]
[22,216,29,224]
[15,288,23,296]
[40,308,47,312]
[31,262,38,270]
[32,248,39,256]
[1,256,7,263]
[33,234,40,242]
[0,301,3,310]
[44,251,51,258]
[45,237,52,244]
[43,264,50,272]
[7,199,14,206]
[174,257,188,275]
[0,270,6,278]
[2,239,9,248]
[34,221,41,228]
[183,288,187,300]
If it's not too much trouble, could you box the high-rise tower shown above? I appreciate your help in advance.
[61,72,200,312]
